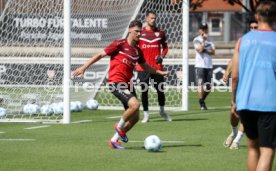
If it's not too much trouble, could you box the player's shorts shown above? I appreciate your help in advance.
[137,71,165,91]
[195,68,212,86]
[108,82,136,110]
[239,110,276,148]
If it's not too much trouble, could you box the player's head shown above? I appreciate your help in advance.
[249,19,258,30]
[255,1,276,26]
[199,23,208,34]
[145,10,157,28]
[128,20,142,41]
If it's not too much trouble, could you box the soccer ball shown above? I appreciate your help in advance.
[23,104,40,114]
[40,104,53,116]
[0,107,6,117]
[86,99,99,110]
[70,101,78,112]
[75,101,83,112]
[51,102,63,114]
[144,135,162,152]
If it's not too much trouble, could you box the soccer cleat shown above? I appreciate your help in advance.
[229,141,239,150]
[223,134,235,147]
[160,112,172,121]
[141,115,149,123]
[114,123,128,143]
[108,140,125,150]
[199,100,208,110]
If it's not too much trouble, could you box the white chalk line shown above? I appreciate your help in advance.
[0,139,35,141]
[24,125,50,130]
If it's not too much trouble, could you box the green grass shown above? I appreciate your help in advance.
[0,91,275,171]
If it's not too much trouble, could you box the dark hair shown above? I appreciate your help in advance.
[128,20,142,28]
[146,10,157,17]
[199,23,208,30]
[249,19,258,25]
[256,1,276,24]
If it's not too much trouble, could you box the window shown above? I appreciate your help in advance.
[209,17,222,36]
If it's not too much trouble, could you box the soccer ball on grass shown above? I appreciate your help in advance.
[144,135,162,152]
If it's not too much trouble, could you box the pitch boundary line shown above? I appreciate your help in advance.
[0,139,35,141]
[71,120,93,124]
[24,125,50,130]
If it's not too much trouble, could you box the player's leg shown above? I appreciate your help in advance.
[137,71,150,123]
[230,122,244,149]
[240,110,260,170]
[109,83,139,149]
[195,68,205,110]
[201,68,212,109]
[151,74,172,121]
[256,112,276,171]
[224,111,239,147]
[247,139,260,171]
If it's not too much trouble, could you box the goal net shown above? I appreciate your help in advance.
[0,0,186,122]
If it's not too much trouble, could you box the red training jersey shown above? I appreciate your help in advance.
[104,39,145,83]
[136,26,168,71]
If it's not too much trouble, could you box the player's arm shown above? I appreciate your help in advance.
[222,60,233,82]
[231,38,241,116]
[73,50,106,77]
[205,42,215,55]
[194,39,205,53]
[139,62,169,77]
[161,32,169,57]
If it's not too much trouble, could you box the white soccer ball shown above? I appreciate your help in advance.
[40,104,53,116]
[144,135,162,152]
[51,102,63,114]
[23,104,40,114]
[0,107,6,117]
[70,101,78,112]
[75,101,83,112]
[86,99,99,110]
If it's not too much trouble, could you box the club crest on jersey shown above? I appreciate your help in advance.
[154,32,160,37]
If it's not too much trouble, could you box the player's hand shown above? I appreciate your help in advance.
[231,101,239,118]
[222,73,228,83]
[156,55,163,64]
[156,70,169,78]
[72,67,86,77]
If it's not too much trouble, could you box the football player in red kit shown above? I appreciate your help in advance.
[137,11,172,123]
[73,20,168,150]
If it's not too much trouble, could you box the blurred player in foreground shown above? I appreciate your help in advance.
[232,1,276,170]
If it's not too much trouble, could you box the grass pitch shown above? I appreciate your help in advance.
[0,91,275,171]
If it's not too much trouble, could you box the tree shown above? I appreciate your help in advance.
[223,0,274,12]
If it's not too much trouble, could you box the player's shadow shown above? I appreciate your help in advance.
[125,144,203,151]
[150,118,208,122]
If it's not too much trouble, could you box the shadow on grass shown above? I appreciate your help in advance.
[150,118,208,122]
[125,144,203,151]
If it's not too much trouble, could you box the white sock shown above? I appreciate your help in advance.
[160,106,164,114]
[111,132,120,142]
[144,111,149,117]
[117,118,125,130]
[231,126,238,136]
[233,131,244,143]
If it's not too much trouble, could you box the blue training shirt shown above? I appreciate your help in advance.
[236,30,276,112]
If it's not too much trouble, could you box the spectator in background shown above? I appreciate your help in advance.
[193,23,215,110]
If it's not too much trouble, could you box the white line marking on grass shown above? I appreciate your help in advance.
[128,140,185,143]
[71,120,92,124]
[0,131,5,134]
[24,125,50,130]
[0,139,35,141]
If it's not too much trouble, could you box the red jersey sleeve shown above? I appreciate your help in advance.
[104,40,120,56]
